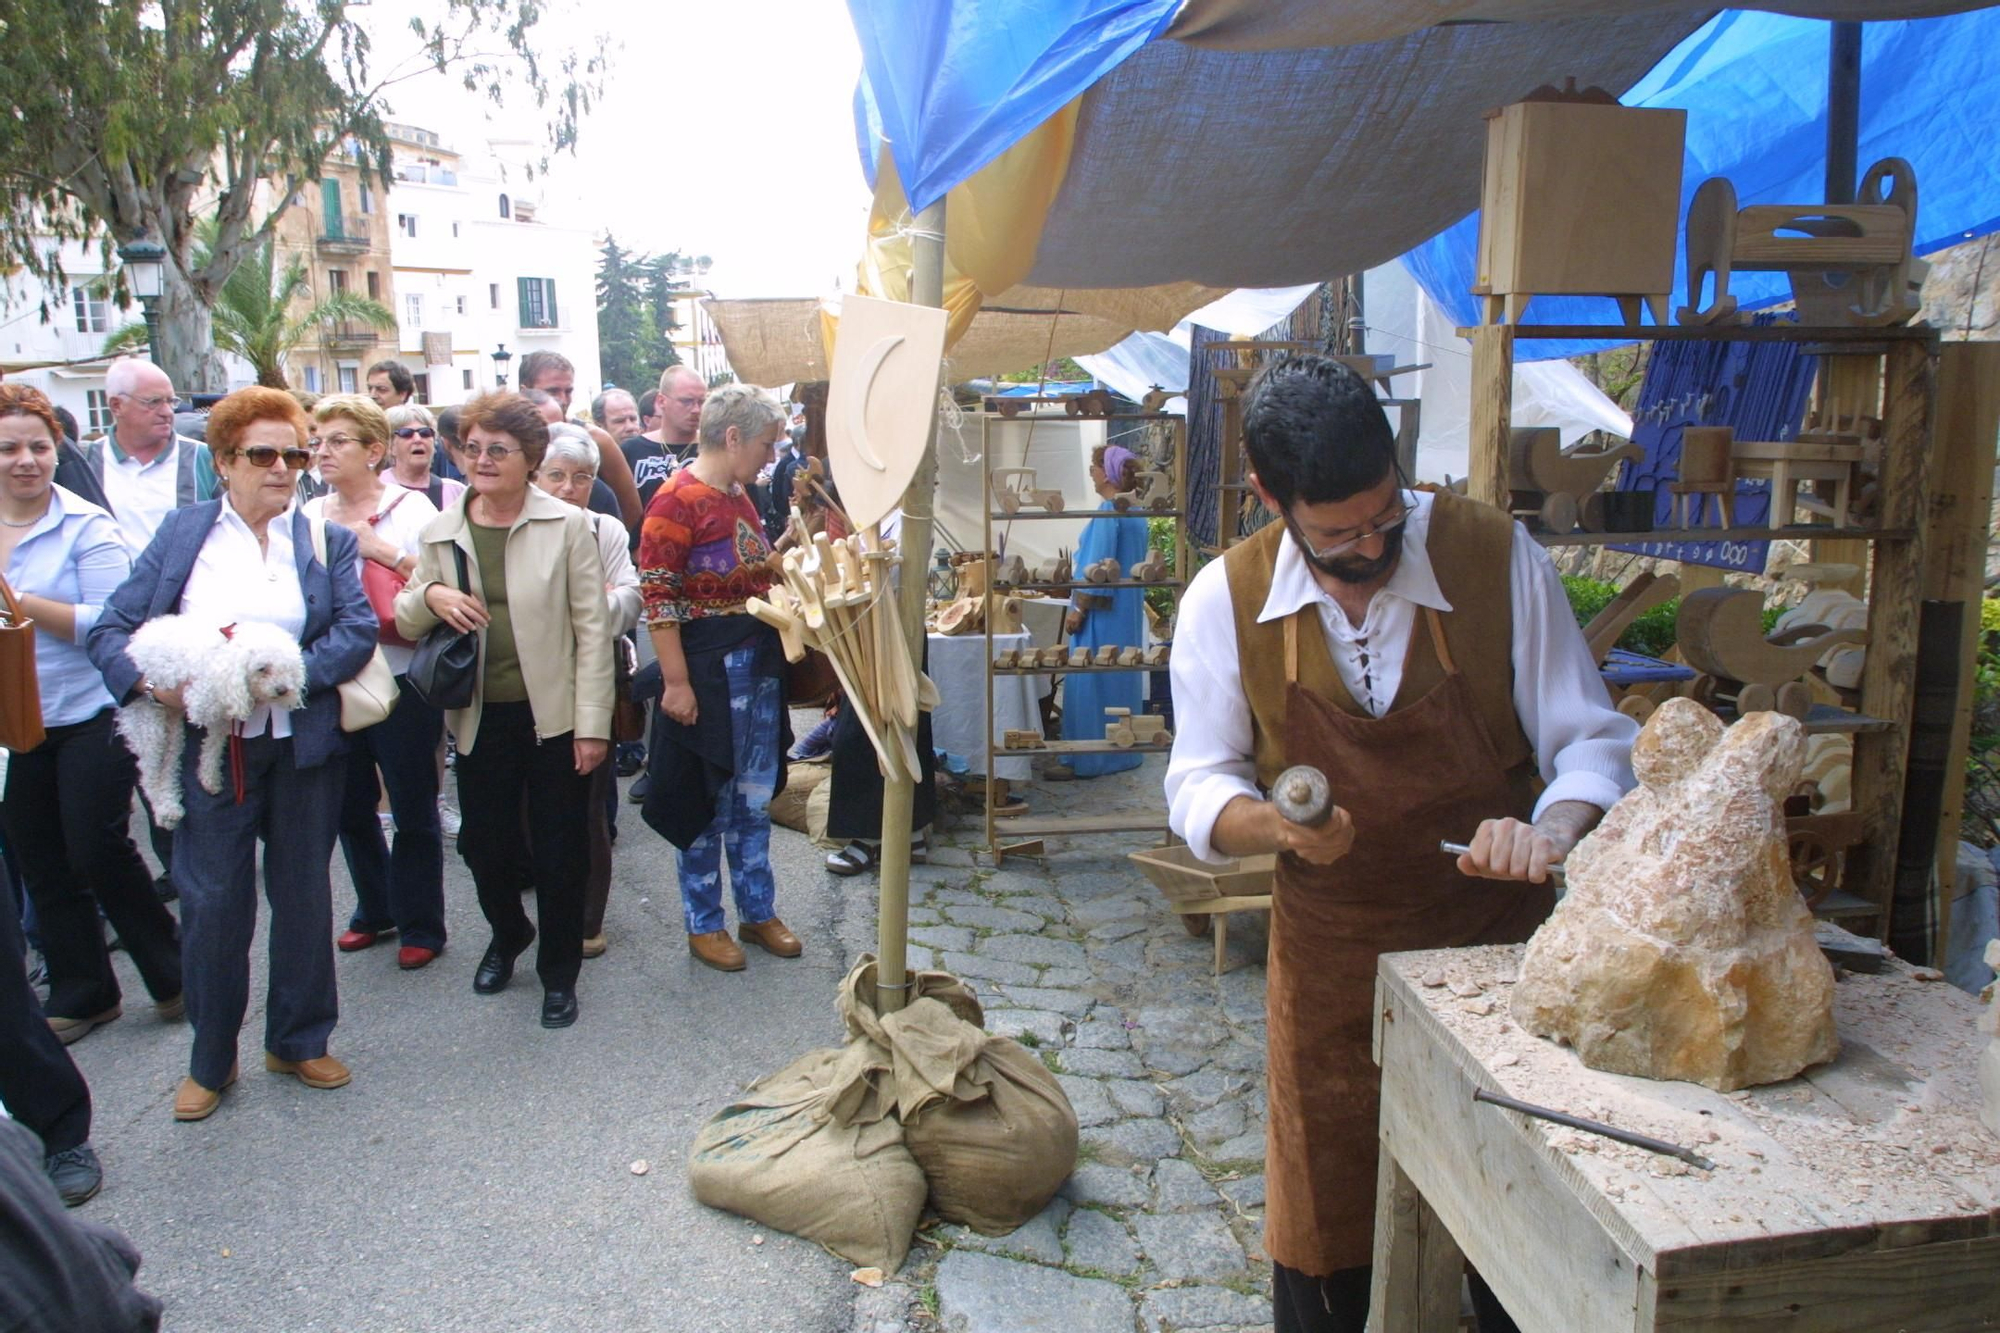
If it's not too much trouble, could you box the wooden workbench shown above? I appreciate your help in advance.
[1370,945,2000,1332]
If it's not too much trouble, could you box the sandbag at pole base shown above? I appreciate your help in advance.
[685,957,1078,1267]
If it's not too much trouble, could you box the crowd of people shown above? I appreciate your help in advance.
[0,352,821,1217]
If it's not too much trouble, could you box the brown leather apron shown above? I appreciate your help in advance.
[1264,606,1554,1275]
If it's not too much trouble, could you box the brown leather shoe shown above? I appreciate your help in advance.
[739,917,802,959]
[155,993,185,1022]
[48,1003,121,1046]
[263,1052,352,1089]
[174,1064,239,1122]
[688,930,746,972]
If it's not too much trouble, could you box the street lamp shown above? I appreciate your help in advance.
[491,343,513,389]
[116,237,167,361]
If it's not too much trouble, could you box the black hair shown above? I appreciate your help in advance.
[1240,353,1396,509]
[52,405,79,443]
[367,360,414,397]
[435,405,461,446]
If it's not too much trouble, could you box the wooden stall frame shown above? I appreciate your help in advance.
[1461,320,1941,940]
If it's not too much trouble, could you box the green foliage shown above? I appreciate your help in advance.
[997,358,1089,385]
[595,235,684,394]
[0,0,604,388]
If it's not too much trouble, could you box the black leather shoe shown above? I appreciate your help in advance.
[473,934,532,995]
[540,988,578,1029]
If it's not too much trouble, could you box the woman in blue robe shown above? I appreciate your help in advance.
[1058,444,1151,777]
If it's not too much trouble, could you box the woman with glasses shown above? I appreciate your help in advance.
[1054,443,1153,778]
[533,426,641,958]
[395,393,613,1029]
[384,404,465,512]
[302,396,446,970]
[88,387,378,1122]
[0,385,182,1051]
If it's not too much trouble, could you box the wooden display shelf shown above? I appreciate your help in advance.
[999,739,1173,756]
[993,579,1184,593]
[989,509,1185,522]
[993,663,1164,676]
[1453,322,1939,345]
[1534,524,1913,548]
[993,813,1170,837]
[981,409,1185,422]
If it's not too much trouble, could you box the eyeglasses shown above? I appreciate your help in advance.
[309,433,369,450]
[393,427,437,440]
[1289,493,1414,562]
[125,394,179,412]
[470,443,524,461]
[240,445,314,471]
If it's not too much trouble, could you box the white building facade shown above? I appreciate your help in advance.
[382,124,602,407]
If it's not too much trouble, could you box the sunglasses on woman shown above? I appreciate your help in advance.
[394,427,437,440]
[242,445,314,471]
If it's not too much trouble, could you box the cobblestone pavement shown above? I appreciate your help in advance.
[841,757,1278,1333]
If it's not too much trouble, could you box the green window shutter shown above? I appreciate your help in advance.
[518,275,533,326]
[544,282,557,328]
[321,179,343,236]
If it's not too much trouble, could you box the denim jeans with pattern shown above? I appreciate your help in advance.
[676,646,780,935]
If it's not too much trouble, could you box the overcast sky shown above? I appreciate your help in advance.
[368,0,874,298]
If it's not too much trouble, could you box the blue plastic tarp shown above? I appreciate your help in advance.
[1401,9,2000,359]
[848,0,1180,211]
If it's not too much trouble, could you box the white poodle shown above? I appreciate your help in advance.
[116,615,307,828]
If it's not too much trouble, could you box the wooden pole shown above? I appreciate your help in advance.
[874,196,946,1014]
[1467,324,1513,508]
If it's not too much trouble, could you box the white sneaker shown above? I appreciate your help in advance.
[438,796,461,842]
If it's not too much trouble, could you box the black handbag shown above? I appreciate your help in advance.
[404,542,479,710]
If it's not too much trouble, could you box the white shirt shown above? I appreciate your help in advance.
[1165,491,1637,864]
[304,487,440,675]
[179,501,308,739]
[101,435,188,552]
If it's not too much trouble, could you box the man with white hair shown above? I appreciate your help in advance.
[79,359,217,551]
[591,388,642,446]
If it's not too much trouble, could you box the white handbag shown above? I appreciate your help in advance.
[308,515,400,731]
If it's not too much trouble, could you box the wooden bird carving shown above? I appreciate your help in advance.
[1676,587,1868,686]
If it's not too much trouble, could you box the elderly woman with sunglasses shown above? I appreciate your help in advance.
[88,387,377,1123]
[535,425,640,958]
[395,392,613,1029]
[302,395,446,970]
[384,404,465,513]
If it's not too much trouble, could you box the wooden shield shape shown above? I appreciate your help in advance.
[825,294,948,532]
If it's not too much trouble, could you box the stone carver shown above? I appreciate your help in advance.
[1164,354,1638,1333]
[1513,698,1839,1091]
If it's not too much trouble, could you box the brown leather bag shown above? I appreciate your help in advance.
[0,575,46,752]
[611,635,644,743]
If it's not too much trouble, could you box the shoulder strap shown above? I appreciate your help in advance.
[371,489,409,527]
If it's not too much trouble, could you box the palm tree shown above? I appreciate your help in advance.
[105,222,394,389]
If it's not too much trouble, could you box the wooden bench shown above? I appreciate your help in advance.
[1371,944,2000,1331]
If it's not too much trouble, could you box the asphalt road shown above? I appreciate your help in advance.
[62,775,860,1333]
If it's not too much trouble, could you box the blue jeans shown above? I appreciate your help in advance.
[676,648,780,935]
[337,679,446,950]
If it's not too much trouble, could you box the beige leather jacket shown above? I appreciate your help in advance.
[394,486,614,753]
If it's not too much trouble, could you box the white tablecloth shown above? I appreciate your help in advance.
[928,631,1048,781]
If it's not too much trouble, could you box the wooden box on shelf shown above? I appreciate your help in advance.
[1475,85,1686,326]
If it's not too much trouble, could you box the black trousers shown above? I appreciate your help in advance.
[0,709,181,1019]
[1273,1263,1520,1333]
[456,703,590,990]
[0,869,91,1154]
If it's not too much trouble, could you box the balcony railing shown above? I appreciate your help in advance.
[393,164,459,186]
[316,219,370,253]
[325,321,380,347]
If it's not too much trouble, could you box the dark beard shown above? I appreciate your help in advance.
[1305,520,1404,584]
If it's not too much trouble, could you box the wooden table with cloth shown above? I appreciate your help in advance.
[925,630,1048,784]
[1160,355,1637,1333]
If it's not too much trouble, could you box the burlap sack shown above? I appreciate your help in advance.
[687,1040,926,1272]
[839,959,1078,1236]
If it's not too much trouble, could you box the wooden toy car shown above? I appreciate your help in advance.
[993,649,1020,669]
[1508,426,1643,534]
[1002,729,1044,749]
[1083,557,1122,584]
[1130,549,1172,582]
[1141,644,1170,667]
[1104,707,1172,747]
[992,468,1065,515]
[1116,647,1144,667]
[1110,469,1175,512]
[1094,644,1120,666]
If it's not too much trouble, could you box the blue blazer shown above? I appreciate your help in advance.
[87,502,378,771]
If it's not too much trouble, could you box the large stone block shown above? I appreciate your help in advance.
[1512,700,1838,1091]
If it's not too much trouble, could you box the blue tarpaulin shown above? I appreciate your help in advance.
[1401,9,2000,358]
